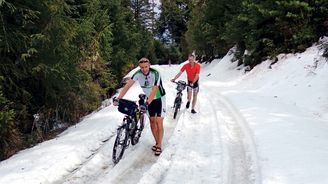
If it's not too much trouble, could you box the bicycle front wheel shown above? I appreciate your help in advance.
[173,105,179,119]
[112,124,129,164]
[173,97,181,119]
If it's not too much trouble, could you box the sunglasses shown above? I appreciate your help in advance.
[139,59,149,64]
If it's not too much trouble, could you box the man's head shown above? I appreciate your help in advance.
[138,57,150,75]
[188,54,195,64]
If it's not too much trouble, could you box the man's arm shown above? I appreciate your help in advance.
[192,73,199,84]
[146,85,158,104]
[191,64,200,86]
[171,71,183,81]
[117,79,135,99]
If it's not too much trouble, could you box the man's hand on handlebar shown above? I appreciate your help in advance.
[113,97,119,106]
[139,103,148,112]
[170,79,175,82]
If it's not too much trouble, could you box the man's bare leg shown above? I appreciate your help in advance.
[192,91,198,110]
[155,117,164,148]
[150,117,158,146]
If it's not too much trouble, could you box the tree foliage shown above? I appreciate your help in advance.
[157,0,192,57]
[185,0,328,65]
[0,0,169,160]
[0,85,21,160]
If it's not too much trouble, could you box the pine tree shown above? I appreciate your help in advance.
[130,0,157,33]
[157,0,192,56]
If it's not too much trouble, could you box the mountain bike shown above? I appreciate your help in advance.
[112,94,147,164]
[172,80,187,119]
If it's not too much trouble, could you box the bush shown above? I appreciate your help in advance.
[0,88,22,160]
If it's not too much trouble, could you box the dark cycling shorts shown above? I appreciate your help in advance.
[148,96,166,118]
[187,80,199,92]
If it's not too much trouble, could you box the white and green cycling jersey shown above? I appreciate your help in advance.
[132,68,166,99]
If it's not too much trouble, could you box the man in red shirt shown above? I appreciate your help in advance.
[171,54,200,113]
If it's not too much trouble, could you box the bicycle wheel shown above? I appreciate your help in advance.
[131,114,145,145]
[112,124,129,164]
[173,97,181,119]
[173,106,179,119]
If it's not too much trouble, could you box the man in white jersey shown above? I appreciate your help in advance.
[113,57,166,156]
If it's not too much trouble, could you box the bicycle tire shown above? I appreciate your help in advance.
[131,114,145,145]
[112,124,129,164]
[173,106,179,119]
[173,96,181,119]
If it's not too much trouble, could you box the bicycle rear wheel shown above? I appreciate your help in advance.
[112,124,129,164]
[131,114,145,145]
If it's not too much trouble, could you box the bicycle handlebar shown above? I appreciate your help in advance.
[114,94,146,103]
[171,80,192,87]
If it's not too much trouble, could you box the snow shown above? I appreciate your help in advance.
[0,40,327,184]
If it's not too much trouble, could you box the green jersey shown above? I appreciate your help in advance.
[131,68,166,99]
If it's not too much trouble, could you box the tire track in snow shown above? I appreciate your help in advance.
[99,113,181,184]
[54,132,116,184]
[205,87,261,184]
[136,92,223,184]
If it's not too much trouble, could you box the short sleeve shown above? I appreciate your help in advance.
[155,73,161,86]
[152,69,161,86]
[131,70,140,81]
[196,64,200,74]
[180,64,186,72]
